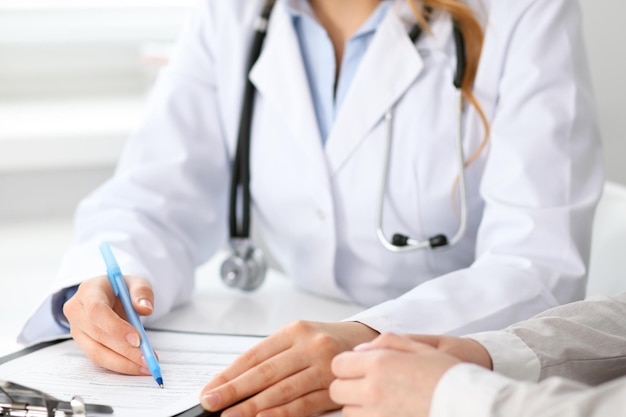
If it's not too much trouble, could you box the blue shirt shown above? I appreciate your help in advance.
[286,1,392,145]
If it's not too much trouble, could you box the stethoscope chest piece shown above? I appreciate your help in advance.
[220,238,268,291]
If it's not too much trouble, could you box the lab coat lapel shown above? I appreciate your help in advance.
[325,10,424,174]
[248,3,325,166]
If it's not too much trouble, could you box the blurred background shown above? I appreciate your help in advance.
[0,0,624,355]
[0,0,195,220]
[0,0,624,222]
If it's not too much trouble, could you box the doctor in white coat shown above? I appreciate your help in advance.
[19,0,602,416]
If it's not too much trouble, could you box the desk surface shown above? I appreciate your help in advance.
[0,219,75,357]
[152,252,364,336]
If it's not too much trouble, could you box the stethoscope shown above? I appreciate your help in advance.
[220,0,469,290]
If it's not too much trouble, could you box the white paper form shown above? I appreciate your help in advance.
[0,331,264,417]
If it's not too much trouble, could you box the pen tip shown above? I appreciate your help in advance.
[156,377,164,388]
[160,384,164,389]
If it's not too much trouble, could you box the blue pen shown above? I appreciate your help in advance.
[99,242,164,388]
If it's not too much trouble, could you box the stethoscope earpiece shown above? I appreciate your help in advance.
[391,233,448,249]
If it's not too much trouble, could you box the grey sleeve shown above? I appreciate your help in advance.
[431,364,626,417]
[489,375,626,417]
[497,293,626,385]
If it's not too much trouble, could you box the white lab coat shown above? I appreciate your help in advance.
[19,0,603,343]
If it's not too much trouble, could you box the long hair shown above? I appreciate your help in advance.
[408,0,489,167]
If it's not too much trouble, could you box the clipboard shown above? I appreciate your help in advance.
[0,378,114,416]
[0,332,263,417]
[0,340,114,416]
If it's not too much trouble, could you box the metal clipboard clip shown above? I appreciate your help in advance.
[0,380,113,416]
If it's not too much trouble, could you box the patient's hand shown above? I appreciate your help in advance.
[330,333,462,417]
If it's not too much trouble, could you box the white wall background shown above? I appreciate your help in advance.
[580,0,626,184]
[0,3,192,220]
[0,0,624,222]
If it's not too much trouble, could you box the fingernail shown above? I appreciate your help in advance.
[201,393,220,410]
[126,333,140,347]
[140,366,151,375]
[138,298,153,310]
[222,411,241,417]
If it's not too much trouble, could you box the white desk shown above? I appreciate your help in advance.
[151,251,364,336]
[0,219,75,357]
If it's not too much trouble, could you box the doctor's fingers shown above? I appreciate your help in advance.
[241,389,338,417]
[201,332,291,393]
[203,320,342,392]
[202,321,376,411]
[71,327,150,375]
[64,280,140,344]
[201,345,309,411]
[68,304,146,365]
[63,275,116,313]
[65,274,154,319]
[65,292,147,369]
[122,275,155,316]
[215,366,339,417]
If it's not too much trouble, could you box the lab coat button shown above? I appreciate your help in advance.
[316,209,326,221]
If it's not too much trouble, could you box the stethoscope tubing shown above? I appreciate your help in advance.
[229,0,469,260]
[376,90,468,251]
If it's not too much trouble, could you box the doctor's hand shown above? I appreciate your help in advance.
[62,275,156,376]
[200,320,379,417]
[329,333,462,417]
